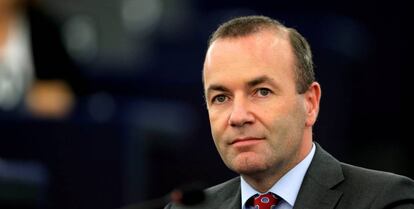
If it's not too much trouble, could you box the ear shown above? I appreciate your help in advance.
[304,82,321,127]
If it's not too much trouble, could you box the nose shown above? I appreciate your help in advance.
[228,97,255,127]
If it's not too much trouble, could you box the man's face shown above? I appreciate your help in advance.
[203,30,317,178]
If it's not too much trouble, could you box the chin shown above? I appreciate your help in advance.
[234,167,267,176]
[228,153,268,175]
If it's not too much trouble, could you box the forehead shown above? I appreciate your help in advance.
[203,30,296,88]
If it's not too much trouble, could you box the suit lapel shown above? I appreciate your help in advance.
[218,178,241,209]
[293,143,344,209]
[223,185,241,209]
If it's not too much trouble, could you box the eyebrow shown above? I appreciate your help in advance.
[205,75,277,96]
[246,75,275,87]
[206,85,230,94]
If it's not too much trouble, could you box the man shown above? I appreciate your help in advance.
[165,15,414,209]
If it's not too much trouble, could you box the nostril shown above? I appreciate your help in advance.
[228,112,254,127]
[230,121,242,127]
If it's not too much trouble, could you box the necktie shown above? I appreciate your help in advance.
[251,192,279,209]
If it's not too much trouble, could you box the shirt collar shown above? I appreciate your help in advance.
[241,143,316,208]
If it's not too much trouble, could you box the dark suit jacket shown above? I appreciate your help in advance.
[165,143,414,209]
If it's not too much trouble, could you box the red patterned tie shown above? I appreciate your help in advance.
[252,192,278,209]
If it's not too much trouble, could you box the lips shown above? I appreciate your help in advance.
[230,137,264,147]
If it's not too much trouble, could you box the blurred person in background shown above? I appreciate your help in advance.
[1,1,85,208]
[165,15,414,209]
[0,0,85,119]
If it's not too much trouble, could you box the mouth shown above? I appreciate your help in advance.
[230,137,264,148]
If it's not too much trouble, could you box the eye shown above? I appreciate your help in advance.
[212,95,228,104]
[256,88,272,97]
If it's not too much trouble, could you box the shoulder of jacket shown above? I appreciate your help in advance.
[340,162,413,183]
[205,176,240,194]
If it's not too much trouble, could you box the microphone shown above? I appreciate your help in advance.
[119,184,205,209]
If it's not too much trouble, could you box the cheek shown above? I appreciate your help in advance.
[265,103,306,140]
[208,106,222,121]
[269,117,291,144]
[208,115,226,151]
[271,105,307,147]
[258,105,287,131]
[208,109,229,132]
[208,112,219,134]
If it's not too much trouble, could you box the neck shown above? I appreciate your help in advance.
[242,171,284,193]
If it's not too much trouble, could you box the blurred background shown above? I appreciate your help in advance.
[0,0,412,208]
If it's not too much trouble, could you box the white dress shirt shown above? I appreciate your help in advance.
[241,143,316,209]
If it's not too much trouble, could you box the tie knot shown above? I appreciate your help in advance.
[251,192,278,209]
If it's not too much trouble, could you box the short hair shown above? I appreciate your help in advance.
[208,15,315,94]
